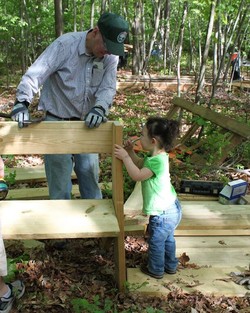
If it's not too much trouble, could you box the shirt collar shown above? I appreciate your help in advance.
[78,29,93,56]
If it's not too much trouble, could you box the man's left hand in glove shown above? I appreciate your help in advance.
[85,106,107,128]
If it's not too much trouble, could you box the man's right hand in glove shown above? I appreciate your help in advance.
[85,106,107,128]
[11,101,30,128]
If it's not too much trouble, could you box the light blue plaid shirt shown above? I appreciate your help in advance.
[16,31,118,119]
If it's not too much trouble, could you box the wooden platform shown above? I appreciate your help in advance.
[232,80,250,91]
[125,182,250,296]
[127,236,250,296]
[116,75,195,92]
[127,267,248,297]
[124,182,250,236]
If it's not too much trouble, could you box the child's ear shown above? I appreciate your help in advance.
[152,137,157,144]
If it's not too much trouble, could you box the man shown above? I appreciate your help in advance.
[231,49,241,81]
[11,12,129,200]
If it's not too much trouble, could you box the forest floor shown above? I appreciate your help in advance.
[0,76,250,312]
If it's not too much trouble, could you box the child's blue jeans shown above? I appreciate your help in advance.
[147,199,182,276]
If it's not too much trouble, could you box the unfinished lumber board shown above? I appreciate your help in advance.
[172,97,250,139]
[175,236,250,249]
[125,182,221,213]
[127,235,250,296]
[124,182,250,236]
[176,247,250,268]
[213,132,244,165]
[7,183,111,200]
[0,121,114,154]
[232,80,250,89]
[125,225,250,236]
[0,199,119,239]
[127,267,248,297]
[7,165,76,183]
[7,187,216,201]
[116,81,193,92]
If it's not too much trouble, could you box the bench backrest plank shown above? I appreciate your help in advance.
[0,121,116,154]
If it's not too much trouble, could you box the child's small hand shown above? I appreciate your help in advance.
[123,139,134,151]
[114,144,129,161]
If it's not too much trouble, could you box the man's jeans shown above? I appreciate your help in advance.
[44,114,102,200]
[147,199,182,276]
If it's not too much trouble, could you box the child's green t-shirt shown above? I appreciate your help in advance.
[141,153,177,215]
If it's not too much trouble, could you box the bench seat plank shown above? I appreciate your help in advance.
[0,199,119,239]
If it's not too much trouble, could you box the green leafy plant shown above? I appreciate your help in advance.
[71,295,118,313]
[4,170,16,185]
[124,280,149,292]
[4,255,29,282]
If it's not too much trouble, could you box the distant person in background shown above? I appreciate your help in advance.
[0,157,25,313]
[231,49,242,81]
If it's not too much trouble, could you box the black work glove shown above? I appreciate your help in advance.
[0,179,8,200]
[11,101,30,128]
[85,106,107,128]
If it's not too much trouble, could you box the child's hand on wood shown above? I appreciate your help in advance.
[114,144,129,161]
[123,139,134,151]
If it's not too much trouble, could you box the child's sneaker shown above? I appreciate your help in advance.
[0,280,25,313]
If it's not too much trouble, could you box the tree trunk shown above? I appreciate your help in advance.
[79,0,86,31]
[90,0,95,28]
[132,1,141,75]
[140,2,146,70]
[142,0,163,74]
[73,0,77,31]
[177,1,188,97]
[163,0,170,74]
[101,0,106,13]
[20,0,27,74]
[195,0,218,104]
[54,0,64,38]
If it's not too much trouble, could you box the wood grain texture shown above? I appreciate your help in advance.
[0,199,119,239]
[124,182,250,236]
[0,121,114,154]
[172,97,250,139]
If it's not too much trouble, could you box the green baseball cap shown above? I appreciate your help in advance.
[98,12,129,56]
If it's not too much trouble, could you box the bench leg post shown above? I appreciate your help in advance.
[114,233,126,292]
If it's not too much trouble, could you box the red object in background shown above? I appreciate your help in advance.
[130,136,143,153]
[130,137,191,163]
[231,52,238,62]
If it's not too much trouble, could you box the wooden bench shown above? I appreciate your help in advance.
[0,121,126,291]
[167,97,250,165]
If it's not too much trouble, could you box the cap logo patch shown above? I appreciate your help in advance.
[117,32,127,43]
